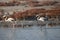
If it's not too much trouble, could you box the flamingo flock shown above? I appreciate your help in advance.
[0,8,59,22]
[0,0,60,22]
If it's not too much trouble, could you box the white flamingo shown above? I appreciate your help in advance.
[5,18,14,22]
[36,15,45,21]
[37,17,45,21]
[3,15,14,22]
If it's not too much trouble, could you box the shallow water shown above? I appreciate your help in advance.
[0,26,60,40]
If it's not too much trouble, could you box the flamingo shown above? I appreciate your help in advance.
[3,15,15,22]
[36,15,45,21]
[5,18,14,22]
[37,17,45,21]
